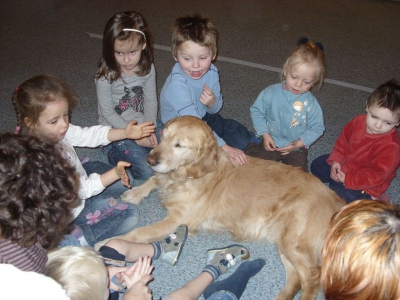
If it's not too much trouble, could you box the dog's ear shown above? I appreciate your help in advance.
[187,143,218,178]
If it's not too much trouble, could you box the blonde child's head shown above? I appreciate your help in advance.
[321,200,400,300]
[47,246,109,300]
[12,74,79,137]
[282,37,326,90]
[96,10,153,82]
[171,13,218,60]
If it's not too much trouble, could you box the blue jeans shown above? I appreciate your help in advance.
[202,112,259,151]
[310,154,373,203]
[72,161,140,247]
[159,291,237,300]
[106,119,164,180]
[206,291,238,300]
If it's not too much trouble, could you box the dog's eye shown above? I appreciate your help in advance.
[174,142,185,148]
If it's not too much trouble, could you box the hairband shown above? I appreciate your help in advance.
[122,28,146,41]
[297,36,324,51]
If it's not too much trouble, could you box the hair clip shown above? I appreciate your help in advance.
[14,126,21,134]
[297,36,309,45]
[314,42,324,51]
[15,85,20,91]
[297,36,324,51]
[122,28,146,41]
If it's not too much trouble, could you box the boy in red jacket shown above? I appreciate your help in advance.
[311,79,400,203]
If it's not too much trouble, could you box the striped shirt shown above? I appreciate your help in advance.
[0,239,47,274]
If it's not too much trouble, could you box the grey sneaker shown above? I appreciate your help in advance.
[159,224,188,266]
[206,244,250,275]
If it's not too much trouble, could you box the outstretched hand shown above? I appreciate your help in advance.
[116,161,131,188]
[125,121,156,140]
[222,144,248,165]
[136,133,158,148]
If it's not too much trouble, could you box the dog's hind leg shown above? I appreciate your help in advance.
[121,176,158,205]
[274,251,301,300]
[275,247,320,300]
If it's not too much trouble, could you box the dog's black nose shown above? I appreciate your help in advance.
[147,155,158,166]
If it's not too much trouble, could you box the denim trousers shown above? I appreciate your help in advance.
[202,112,259,151]
[160,290,237,300]
[72,161,140,247]
[106,119,164,180]
[310,154,372,203]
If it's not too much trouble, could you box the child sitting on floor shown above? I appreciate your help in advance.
[160,13,258,166]
[245,37,326,172]
[0,133,80,274]
[47,225,265,300]
[311,79,400,203]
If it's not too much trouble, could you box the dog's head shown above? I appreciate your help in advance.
[147,116,218,178]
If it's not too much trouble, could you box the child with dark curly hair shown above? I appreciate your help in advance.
[0,133,80,274]
[12,74,155,247]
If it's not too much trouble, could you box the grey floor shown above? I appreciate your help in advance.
[1,1,400,299]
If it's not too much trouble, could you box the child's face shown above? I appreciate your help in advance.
[30,99,69,144]
[365,104,400,135]
[174,40,215,80]
[284,63,317,95]
[114,37,146,76]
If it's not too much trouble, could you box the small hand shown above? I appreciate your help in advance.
[125,121,156,140]
[122,274,153,300]
[199,84,216,108]
[222,144,249,165]
[117,161,131,188]
[330,161,341,182]
[262,133,277,151]
[136,133,158,148]
[122,256,154,289]
[277,141,298,156]
[108,265,131,291]
[336,169,346,184]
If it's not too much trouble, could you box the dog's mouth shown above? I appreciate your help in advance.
[150,163,178,174]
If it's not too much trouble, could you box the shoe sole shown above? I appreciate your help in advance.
[171,224,188,266]
[206,244,250,261]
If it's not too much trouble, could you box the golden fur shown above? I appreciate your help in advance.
[115,116,345,299]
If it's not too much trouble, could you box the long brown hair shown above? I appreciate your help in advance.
[95,11,153,83]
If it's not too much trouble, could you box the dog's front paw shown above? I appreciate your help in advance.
[121,187,144,205]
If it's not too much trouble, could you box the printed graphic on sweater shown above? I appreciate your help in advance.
[115,86,144,115]
[290,100,308,128]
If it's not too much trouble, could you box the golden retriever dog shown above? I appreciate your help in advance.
[116,116,345,300]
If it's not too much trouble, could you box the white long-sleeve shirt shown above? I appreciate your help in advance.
[57,123,111,219]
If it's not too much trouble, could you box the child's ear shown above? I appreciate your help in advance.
[173,56,178,62]
[141,42,146,50]
[24,117,35,130]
